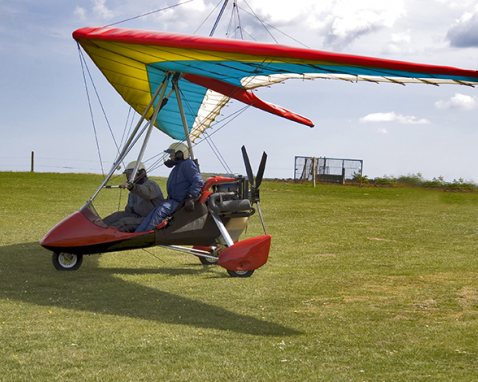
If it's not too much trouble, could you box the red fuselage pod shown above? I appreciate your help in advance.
[40,205,154,255]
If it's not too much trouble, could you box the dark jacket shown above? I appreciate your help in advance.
[166,159,204,202]
[125,178,164,217]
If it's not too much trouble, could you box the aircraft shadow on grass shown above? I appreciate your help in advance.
[0,242,300,336]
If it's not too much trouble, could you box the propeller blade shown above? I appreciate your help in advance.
[255,152,267,189]
[241,145,255,187]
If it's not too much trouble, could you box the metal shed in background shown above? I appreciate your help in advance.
[294,156,363,184]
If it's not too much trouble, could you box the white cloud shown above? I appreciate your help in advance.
[323,0,406,48]
[221,0,406,48]
[93,0,114,20]
[249,0,317,24]
[74,6,86,20]
[360,112,430,124]
[435,93,478,110]
[447,5,478,47]
[386,31,412,54]
[434,0,478,10]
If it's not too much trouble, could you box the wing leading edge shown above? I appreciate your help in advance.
[73,26,478,141]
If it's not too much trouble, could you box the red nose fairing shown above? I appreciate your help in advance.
[40,204,154,254]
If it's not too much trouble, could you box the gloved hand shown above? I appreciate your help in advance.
[119,182,134,190]
[184,197,195,212]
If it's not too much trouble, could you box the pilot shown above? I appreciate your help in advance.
[135,142,204,232]
[103,161,164,232]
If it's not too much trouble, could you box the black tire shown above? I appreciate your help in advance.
[194,246,219,265]
[227,269,254,278]
[52,252,83,271]
[199,254,219,265]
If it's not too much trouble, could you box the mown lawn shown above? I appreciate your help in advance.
[0,172,477,381]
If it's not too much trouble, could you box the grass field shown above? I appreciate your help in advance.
[0,172,477,381]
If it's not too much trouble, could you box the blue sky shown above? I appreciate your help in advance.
[1,0,477,181]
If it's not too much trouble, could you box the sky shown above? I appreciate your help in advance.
[1,0,477,182]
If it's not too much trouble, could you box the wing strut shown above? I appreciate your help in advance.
[87,71,201,206]
[87,73,172,203]
[172,73,196,161]
[130,75,172,182]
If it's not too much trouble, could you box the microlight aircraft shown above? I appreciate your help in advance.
[40,26,478,277]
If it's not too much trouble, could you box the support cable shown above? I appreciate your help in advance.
[79,48,122,159]
[119,107,133,154]
[193,0,224,35]
[177,85,233,174]
[78,44,105,175]
[233,1,244,40]
[225,3,236,38]
[103,0,196,28]
[203,131,233,174]
[194,104,250,144]
[241,0,310,48]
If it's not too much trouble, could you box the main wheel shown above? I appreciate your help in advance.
[52,252,83,271]
[199,255,219,265]
[227,269,254,278]
[193,246,219,265]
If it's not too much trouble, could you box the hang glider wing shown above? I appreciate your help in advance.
[73,26,478,141]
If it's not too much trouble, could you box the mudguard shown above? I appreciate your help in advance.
[218,235,271,271]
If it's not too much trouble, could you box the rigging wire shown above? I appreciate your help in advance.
[233,1,244,40]
[225,3,235,38]
[241,0,310,48]
[203,131,233,174]
[141,248,166,264]
[119,107,132,154]
[194,104,250,144]
[78,44,105,175]
[193,0,223,34]
[240,27,257,41]
[78,48,122,159]
[103,0,197,28]
[178,85,232,174]
[241,0,277,43]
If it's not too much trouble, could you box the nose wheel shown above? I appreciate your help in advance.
[227,269,254,278]
[52,252,83,271]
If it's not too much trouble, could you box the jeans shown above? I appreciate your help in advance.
[135,199,180,232]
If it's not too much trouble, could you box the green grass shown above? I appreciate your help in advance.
[0,172,477,381]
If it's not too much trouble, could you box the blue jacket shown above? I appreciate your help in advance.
[166,159,204,202]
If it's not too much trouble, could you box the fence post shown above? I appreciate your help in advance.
[31,151,34,173]
[312,157,317,188]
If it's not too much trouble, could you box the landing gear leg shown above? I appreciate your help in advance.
[193,246,220,265]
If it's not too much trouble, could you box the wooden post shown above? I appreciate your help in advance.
[31,151,34,173]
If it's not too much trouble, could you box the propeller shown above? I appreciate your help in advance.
[241,146,268,233]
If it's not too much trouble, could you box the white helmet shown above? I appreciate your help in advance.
[165,142,190,160]
[124,161,146,173]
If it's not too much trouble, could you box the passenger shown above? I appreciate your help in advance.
[103,161,164,232]
[135,142,204,232]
